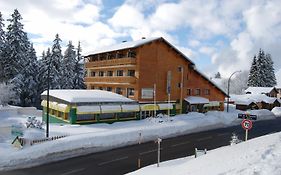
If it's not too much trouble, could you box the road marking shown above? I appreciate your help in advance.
[171,141,190,147]
[196,136,212,142]
[60,168,85,175]
[139,148,163,155]
[98,156,128,166]
[217,133,229,137]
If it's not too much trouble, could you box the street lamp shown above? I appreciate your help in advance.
[226,70,241,112]
[46,57,52,138]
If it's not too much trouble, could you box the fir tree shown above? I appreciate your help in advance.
[0,12,6,83]
[73,41,86,89]
[4,9,30,82]
[50,34,63,89]
[247,56,258,87]
[62,41,76,89]
[264,53,277,87]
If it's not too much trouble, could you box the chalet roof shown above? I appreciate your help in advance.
[41,89,135,104]
[84,37,195,65]
[184,96,209,104]
[245,87,277,94]
[230,94,278,104]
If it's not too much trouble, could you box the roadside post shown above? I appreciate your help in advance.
[138,132,142,168]
[156,138,162,167]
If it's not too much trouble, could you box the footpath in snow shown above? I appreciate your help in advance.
[128,131,281,175]
[0,105,277,171]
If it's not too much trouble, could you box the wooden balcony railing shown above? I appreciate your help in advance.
[85,76,136,84]
[85,57,136,68]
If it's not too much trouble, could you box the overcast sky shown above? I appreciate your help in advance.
[0,0,280,85]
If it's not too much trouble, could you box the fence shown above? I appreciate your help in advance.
[12,135,68,147]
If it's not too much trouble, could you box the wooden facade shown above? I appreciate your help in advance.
[84,37,227,112]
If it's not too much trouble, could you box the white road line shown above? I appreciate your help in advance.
[217,133,229,137]
[98,156,128,166]
[139,148,164,155]
[60,168,85,175]
[196,136,213,142]
[171,141,190,147]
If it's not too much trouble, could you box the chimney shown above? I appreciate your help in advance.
[122,40,127,43]
[142,37,146,39]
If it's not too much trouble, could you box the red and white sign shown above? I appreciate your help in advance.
[241,119,253,130]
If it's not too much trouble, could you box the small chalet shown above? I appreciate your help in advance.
[245,87,278,97]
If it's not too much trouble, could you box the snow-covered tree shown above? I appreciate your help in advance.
[62,41,76,89]
[50,34,63,89]
[264,53,277,87]
[73,41,86,89]
[3,9,30,82]
[0,12,6,83]
[247,56,258,87]
[0,83,16,106]
[11,44,39,106]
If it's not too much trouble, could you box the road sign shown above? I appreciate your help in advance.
[238,113,257,120]
[241,119,253,130]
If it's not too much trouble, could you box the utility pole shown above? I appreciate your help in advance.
[154,83,157,117]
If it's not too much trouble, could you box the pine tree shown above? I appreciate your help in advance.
[264,53,277,87]
[50,34,63,89]
[73,41,86,89]
[4,9,30,82]
[0,12,6,83]
[247,56,258,87]
[62,41,76,89]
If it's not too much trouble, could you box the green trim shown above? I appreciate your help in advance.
[43,113,69,124]
[69,108,77,124]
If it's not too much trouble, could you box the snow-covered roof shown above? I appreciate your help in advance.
[184,96,209,104]
[84,37,195,65]
[245,87,277,94]
[41,90,134,103]
[84,37,160,56]
[230,94,279,104]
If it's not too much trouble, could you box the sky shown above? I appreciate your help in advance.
[0,0,281,85]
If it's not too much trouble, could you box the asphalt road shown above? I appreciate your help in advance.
[3,117,281,175]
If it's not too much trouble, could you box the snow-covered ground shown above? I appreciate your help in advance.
[0,105,277,171]
[128,131,281,175]
[272,107,281,117]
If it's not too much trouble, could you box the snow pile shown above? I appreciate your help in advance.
[272,107,281,117]
[0,106,277,171]
[128,132,281,175]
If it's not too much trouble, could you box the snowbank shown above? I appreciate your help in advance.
[0,107,277,171]
[272,107,281,117]
[128,132,281,175]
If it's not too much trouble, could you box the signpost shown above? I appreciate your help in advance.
[238,112,255,141]
[156,138,162,167]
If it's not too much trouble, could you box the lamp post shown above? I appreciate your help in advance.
[226,70,241,112]
[46,56,52,138]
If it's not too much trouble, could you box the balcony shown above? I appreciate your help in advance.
[85,57,136,68]
[85,76,137,84]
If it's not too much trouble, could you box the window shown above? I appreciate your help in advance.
[90,85,95,89]
[116,87,123,94]
[106,87,112,91]
[127,70,135,77]
[187,89,191,95]
[141,88,153,99]
[91,71,96,77]
[107,71,113,76]
[178,83,182,88]
[99,71,104,77]
[195,88,201,95]
[117,70,123,76]
[178,66,183,72]
[99,54,106,61]
[127,88,135,97]
[99,87,103,90]
[205,89,210,95]
[128,50,136,58]
[117,52,124,58]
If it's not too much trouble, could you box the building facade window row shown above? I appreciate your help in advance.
[89,70,135,77]
[187,88,210,96]
[90,85,135,97]
[89,50,137,62]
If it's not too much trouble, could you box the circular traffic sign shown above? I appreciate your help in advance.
[241,119,252,130]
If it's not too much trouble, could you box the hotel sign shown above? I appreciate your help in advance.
[141,88,154,99]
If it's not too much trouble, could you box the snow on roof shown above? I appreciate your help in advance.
[84,37,161,57]
[41,89,134,103]
[245,87,276,94]
[184,96,209,104]
[230,94,278,104]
